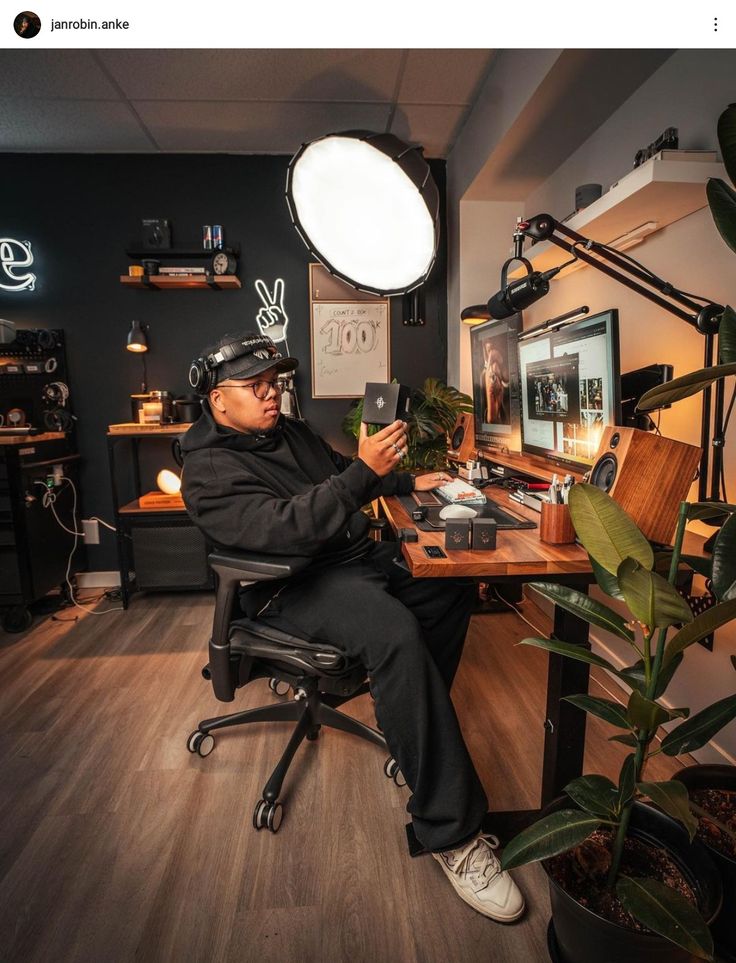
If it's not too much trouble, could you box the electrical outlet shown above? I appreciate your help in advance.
[82,519,100,545]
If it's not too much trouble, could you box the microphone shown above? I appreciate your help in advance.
[487,265,561,320]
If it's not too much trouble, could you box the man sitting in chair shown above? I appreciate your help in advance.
[181,330,525,924]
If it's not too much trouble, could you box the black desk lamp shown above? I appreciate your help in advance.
[126,320,149,392]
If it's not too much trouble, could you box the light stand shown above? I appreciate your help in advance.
[516,214,725,502]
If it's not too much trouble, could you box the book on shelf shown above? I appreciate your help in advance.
[158,266,207,275]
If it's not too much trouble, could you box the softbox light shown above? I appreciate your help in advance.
[286,130,439,297]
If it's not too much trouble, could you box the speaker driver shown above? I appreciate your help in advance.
[590,452,618,492]
[451,425,465,450]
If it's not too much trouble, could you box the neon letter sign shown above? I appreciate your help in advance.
[0,239,36,292]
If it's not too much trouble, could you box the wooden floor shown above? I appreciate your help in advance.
[0,591,692,963]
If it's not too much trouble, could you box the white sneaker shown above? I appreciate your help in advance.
[432,833,525,923]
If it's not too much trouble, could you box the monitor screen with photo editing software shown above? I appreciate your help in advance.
[469,314,523,454]
[518,309,621,469]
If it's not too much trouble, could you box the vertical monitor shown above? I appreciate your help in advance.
[469,315,522,453]
[518,309,620,469]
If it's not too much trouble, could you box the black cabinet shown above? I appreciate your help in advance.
[0,436,85,631]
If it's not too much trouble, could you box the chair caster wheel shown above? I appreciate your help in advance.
[2,605,32,633]
[268,677,291,697]
[384,756,406,787]
[187,730,215,757]
[306,725,321,741]
[253,799,283,833]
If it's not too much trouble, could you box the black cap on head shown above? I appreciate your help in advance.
[192,331,298,393]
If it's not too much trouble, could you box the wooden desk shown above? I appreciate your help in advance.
[380,486,595,844]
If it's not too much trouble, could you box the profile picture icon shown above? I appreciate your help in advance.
[14,11,41,38]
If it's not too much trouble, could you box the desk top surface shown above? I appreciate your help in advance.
[381,487,593,579]
[0,432,65,446]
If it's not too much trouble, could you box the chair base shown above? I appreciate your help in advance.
[191,677,388,830]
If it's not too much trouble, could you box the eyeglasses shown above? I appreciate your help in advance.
[218,378,290,400]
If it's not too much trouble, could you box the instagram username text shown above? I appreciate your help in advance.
[50,18,129,31]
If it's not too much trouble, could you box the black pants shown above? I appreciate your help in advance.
[257,542,488,852]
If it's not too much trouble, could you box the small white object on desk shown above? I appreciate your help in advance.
[439,504,478,520]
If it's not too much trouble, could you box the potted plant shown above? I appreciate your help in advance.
[500,483,736,962]
[342,377,473,470]
[629,102,736,959]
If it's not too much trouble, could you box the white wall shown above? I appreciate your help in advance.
[451,49,736,762]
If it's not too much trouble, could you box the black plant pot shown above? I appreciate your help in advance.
[674,765,736,962]
[543,799,722,963]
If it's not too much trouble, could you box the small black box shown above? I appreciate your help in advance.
[362,382,411,426]
[472,518,497,550]
[445,519,471,551]
[141,218,172,250]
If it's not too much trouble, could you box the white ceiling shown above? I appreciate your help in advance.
[0,49,495,157]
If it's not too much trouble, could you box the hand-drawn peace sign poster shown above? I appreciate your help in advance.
[308,263,390,399]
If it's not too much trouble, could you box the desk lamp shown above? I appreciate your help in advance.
[126,320,149,392]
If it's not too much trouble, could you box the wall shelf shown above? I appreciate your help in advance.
[120,275,241,290]
[510,152,726,280]
[125,246,240,259]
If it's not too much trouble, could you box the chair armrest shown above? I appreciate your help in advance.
[208,549,311,584]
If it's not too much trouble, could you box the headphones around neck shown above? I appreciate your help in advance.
[188,334,280,394]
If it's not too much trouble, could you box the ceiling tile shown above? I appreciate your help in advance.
[399,50,494,105]
[0,100,155,151]
[391,104,466,158]
[133,100,392,153]
[99,50,402,103]
[0,51,121,99]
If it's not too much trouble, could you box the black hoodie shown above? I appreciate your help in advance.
[181,401,414,574]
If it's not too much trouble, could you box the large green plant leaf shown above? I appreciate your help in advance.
[686,501,736,523]
[661,694,736,756]
[590,555,625,599]
[563,694,632,730]
[620,654,684,699]
[529,582,635,643]
[564,775,619,818]
[708,176,736,255]
[637,362,736,411]
[637,780,698,840]
[718,103,736,187]
[500,810,603,870]
[617,558,693,629]
[610,733,639,748]
[725,580,736,602]
[627,690,670,732]
[519,637,626,678]
[679,554,714,579]
[568,484,654,575]
[719,305,736,364]
[663,597,736,666]
[616,876,713,961]
[711,513,736,601]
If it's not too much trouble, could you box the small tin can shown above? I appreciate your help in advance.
[202,225,212,250]
[212,225,223,249]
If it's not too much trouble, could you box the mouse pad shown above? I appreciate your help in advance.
[398,494,536,531]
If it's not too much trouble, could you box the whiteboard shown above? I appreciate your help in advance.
[310,300,390,398]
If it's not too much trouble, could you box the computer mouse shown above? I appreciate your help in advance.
[439,504,478,520]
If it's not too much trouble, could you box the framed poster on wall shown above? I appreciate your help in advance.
[309,263,390,398]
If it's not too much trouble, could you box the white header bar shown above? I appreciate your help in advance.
[1,2,732,49]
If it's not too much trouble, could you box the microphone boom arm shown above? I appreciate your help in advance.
[517,213,725,502]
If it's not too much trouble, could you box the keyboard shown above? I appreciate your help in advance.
[435,478,487,506]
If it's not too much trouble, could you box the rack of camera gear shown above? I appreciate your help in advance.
[0,325,84,632]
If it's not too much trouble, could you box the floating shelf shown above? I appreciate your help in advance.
[510,152,726,279]
[120,275,241,290]
[125,246,240,259]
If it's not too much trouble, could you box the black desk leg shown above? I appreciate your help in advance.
[540,594,591,806]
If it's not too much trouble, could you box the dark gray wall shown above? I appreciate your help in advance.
[1,153,448,568]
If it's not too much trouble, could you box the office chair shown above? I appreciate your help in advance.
[187,548,400,833]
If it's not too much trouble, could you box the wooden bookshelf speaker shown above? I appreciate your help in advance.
[588,426,701,545]
[447,412,475,464]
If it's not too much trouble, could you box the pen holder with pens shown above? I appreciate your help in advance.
[539,501,576,545]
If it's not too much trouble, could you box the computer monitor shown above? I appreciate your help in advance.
[469,315,522,453]
[518,309,620,470]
